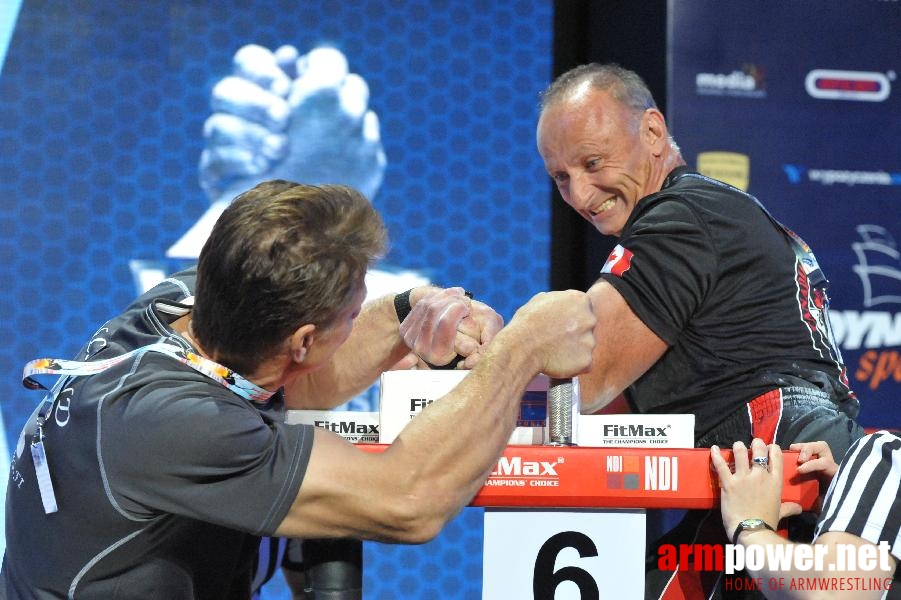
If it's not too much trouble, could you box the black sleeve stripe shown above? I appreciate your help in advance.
[818,433,877,533]
[843,435,895,534]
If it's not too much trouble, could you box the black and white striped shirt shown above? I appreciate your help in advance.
[815,430,901,560]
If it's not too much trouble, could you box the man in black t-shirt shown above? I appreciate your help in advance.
[1,181,598,599]
[536,63,865,599]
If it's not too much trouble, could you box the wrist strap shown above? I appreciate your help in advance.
[732,520,774,545]
[393,289,414,323]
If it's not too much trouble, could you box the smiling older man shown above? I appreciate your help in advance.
[536,62,865,599]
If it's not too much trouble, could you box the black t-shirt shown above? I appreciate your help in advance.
[600,167,855,439]
[2,270,314,599]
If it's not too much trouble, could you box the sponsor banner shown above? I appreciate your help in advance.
[286,410,380,444]
[358,445,819,510]
[805,69,892,102]
[579,414,695,447]
[669,1,901,428]
[378,370,546,444]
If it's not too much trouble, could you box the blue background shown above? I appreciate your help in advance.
[3,1,899,598]
[668,0,901,431]
[0,1,552,598]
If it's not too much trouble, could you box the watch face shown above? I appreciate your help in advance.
[741,518,765,529]
[733,518,773,544]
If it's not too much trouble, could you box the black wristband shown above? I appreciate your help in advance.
[424,355,465,370]
[393,289,414,323]
[394,288,473,323]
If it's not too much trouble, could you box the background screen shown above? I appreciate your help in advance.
[0,1,553,598]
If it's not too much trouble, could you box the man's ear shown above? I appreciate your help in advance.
[289,324,316,364]
[642,108,668,156]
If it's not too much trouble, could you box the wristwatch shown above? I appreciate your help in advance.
[732,518,774,545]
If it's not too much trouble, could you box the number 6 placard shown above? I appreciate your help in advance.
[482,508,645,599]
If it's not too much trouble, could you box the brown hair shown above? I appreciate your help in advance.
[192,180,387,374]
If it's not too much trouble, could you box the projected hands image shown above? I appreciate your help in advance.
[131,43,428,411]
[169,43,388,259]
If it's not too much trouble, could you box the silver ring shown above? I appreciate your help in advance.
[752,456,769,468]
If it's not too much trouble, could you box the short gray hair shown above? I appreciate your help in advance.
[539,63,657,115]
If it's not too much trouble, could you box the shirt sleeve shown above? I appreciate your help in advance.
[103,378,314,536]
[815,431,901,561]
[599,198,716,345]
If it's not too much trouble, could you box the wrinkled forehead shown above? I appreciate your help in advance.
[551,89,647,143]
[537,89,625,146]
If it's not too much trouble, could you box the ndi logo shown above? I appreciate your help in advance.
[606,455,640,489]
[606,455,678,491]
[645,456,679,491]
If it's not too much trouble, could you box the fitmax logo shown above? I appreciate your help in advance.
[313,420,379,435]
[603,424,671,437]
[410,398,436,411]
[492,456,561,477]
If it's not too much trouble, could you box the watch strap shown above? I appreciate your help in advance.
[732,519,775,545]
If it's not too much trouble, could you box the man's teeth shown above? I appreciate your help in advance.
[596,198,615,213]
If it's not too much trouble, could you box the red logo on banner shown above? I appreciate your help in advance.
[601,244,634,277]
[804,69,891,102]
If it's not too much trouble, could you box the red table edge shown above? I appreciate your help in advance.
[357,444,819,511]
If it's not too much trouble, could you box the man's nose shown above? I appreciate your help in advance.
[568,173,593,211]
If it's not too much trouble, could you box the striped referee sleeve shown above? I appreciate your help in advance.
[815,431,901,560]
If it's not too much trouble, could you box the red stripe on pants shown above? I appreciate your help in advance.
[746,389,783,445]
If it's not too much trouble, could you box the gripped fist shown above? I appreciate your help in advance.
[507,290,596,379]
[399,287,504,369]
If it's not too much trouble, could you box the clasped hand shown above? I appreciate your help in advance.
[399,287,503,369]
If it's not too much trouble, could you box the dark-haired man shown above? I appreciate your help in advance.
[2,180,597,599]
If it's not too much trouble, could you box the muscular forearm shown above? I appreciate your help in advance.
[385,329,542,523]
[373,291,593,538]
[279,328,541,543]
[277,289,595,543]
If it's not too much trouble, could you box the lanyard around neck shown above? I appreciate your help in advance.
[21,341,275,515]
[23,342,275,404]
